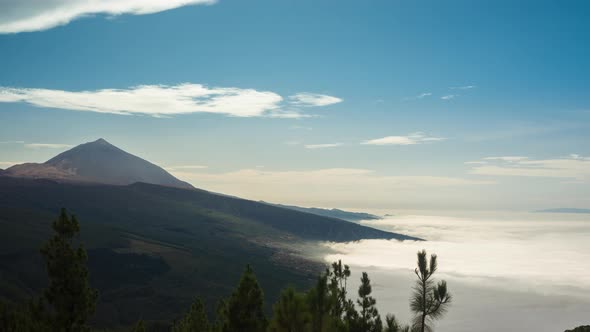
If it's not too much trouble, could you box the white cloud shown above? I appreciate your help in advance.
[362,132,445,146]
[289,93,342,107]
[403,92,432,101]
[0,140,25,144]
[470,155,590,181]
[164,165,208,171]
[484,156,529,162]
[24,143,73,149]
[304,143,342,149]
[0,0,216,34]
[441,94,457,100]
[0,84,339,118]
[290,125,312,131]
[0,161,25,168]
[450,85,476,90]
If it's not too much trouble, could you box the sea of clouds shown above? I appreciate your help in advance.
[322,213,590,331]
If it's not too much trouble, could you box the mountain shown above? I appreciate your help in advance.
[535,208,590,214]
[0,177,418,328]
[0,140,418,328]
[265,202,382,222]
[2,138,193,189]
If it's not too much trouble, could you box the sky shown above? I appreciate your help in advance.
[0,0,589,212]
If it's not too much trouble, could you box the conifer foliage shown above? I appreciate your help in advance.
[40,208,98,332]
[222,265,267,332]
[410,250,452,332]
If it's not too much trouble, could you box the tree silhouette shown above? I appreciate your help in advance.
[132,319,146,332]
[40,208,98,332]
[353,272,382,332]
[268,287,310,332]
[410,250,451,332]
[223,265,267,332]
[384,314,410,332]
[172,297,210,332]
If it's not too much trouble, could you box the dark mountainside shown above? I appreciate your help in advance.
[0,140,417,328]
[2,138,193,189]
[265,202,382,222]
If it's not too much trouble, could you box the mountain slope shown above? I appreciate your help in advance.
[2,138,192,189]
[265,202,382,222]
[0,177,417,327]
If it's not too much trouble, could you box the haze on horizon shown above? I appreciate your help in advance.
[1,0,589,214]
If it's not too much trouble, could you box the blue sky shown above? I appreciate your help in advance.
[0,0,589,212]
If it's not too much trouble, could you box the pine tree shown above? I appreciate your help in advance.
[410,250,451,332]
[223,265,267,332]
[211,300,228,332]
[172,298,210,332]
[132,319,146,332]
[268,287,310,332]
[353,272,382,332]
[307,273,330,332]
[384,314,410,332]
[40,208,98,332]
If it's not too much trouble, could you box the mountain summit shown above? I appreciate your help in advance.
[2,138,193,189]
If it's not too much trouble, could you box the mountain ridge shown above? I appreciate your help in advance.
[2,138,193,189]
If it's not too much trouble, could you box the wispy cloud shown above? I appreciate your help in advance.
[304,143,343,149]
[403,92,432,101]
[450,85,476,90]
[0,0,217,34]
[165,165,208,171]
[0,84,340,118]
[0,161,25,168]
[0,140,25,144]
[290,125,312,131]
[289,93,343,107]
[24,143,73,149]
[470,155,590,181]
[362,132,445,146]
[441,94,457,100]
[484,156,529,162]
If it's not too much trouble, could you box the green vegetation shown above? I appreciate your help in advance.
[565,327,590,332]
[1,177,420,327]
[0,208,452,331]
[410,250,452,332]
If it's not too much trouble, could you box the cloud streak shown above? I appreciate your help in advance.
[304,143,343,149]
[362,132,445,146]
[0,0,217,34]
[289,93,343,107]
[470,155,590,181]
[24,143,73,149]
[0,84,341,118]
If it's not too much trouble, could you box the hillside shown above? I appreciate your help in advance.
[266,202,382,222]
[0,176,417,328]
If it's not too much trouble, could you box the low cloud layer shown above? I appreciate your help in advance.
[0,84,341,118]
[325,214,590,297]
[0,0,216,34]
